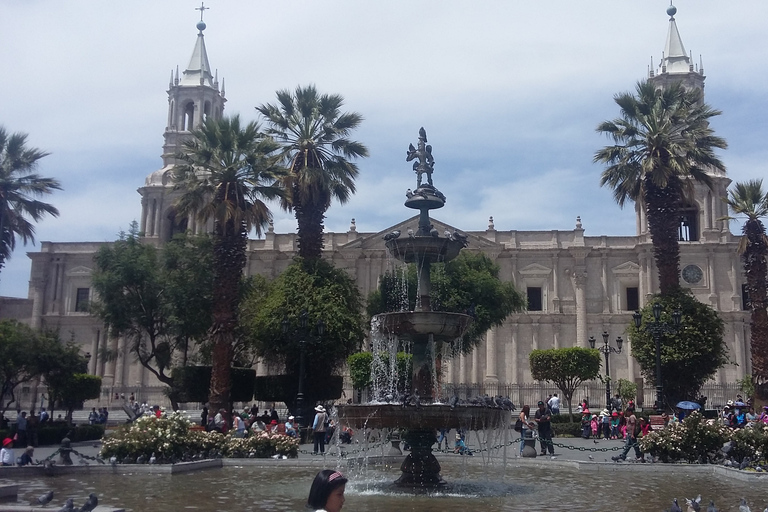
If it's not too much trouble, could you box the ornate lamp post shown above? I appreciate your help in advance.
[282,309,325,429]
[589,332,622,412]
[633,303,681,414]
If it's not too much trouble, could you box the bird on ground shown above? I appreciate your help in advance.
[149,452,157,464]
[109,456,117,466]
[33,490,54,506]
[739,498,751,512]
[136,454,146,464]
[383,230,401,241]
[56,498,74,512]
[587,455,594,460]
[685,494,701,512]
[706,500,718,512]
[669,498,682,512]
[593,439,599,444]
[78,493,98,512]
[740,456,751,470]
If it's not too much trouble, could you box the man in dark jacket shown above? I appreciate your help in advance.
[534,401,555,455]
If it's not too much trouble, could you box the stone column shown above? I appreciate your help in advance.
[459,354,467,384]
[573,271,588,347]
[140,196,148,234]
[115,336,127,388]
[471,344,480,385]
[103,331,119,386]
[485,328,498,383]
[510,325,519,384]
[30,279,45,330]
[89,328,100,375]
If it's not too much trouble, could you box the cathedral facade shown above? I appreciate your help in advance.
[2,9,750,406]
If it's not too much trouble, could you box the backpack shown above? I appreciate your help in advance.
[514,418,523,432]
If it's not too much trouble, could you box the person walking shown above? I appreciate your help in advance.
[15,411,28,446]
[547,393,560,415]
[612,409,643,462]
[534,401,555,455]
[312,405,328,455]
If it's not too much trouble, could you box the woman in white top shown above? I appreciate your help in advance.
[0,438,14,466]
[518,405,536,455]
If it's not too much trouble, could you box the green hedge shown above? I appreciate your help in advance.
[0,424,105,446]
[552,422,582,437]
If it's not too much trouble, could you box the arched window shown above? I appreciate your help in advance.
[678,204,699,241]
[182,102,195,131]
[168,100,175,128]
[203,101,211,122]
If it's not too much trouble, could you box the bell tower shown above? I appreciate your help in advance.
[636,4,730,243]
[139,6,225,242]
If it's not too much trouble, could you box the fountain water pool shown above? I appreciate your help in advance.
[8,462,768,511]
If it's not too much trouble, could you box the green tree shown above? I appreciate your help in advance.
[595,81,727,295]
[256,85,368,260]
[529,347,601,420]
[92,224,214,408]
[628,290,728,408]
[241,258,365,413]
[616,378,638,410]
[0,127,61,276]
[36,335,100,424]
[0,320,47,414]
[368,252,526,354]
[722,179,768,397]
[173,114,284,414]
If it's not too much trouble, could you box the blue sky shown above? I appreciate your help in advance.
[1,1,767,298]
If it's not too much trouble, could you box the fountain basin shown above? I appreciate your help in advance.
[337,404,510,431]
[385,237,464,264]
[374,311,471,343]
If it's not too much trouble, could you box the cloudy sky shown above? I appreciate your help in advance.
[1,1,767,298]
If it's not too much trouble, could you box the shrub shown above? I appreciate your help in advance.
[639,411,730,463]
[100,412,298,462]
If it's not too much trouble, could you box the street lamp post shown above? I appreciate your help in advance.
[589,332,622,412]
[282,309,325,429]
[633,303,681,415]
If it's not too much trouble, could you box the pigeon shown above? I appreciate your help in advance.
[501,397,516,411]
[406,189,413,198]
[670,498,682,512]
[593,439,599,444]
[34,490,54,506]
[383,230,401,241]
[407,228,415,238]
[384,393,394,403]
[78,493,98,512]
[706,500,718,512]
[57,498,74,512]
[136,454,146,464]
[444,230,453,240]
[109,456,117,466]
[419,127,427,142]
[685,495,701,512]
[588,455,594,460]
[452,230,468,246]
[448,395,459,409]
[740,456,750,470]
[149,452,157,464]
[739,498,751,512]
[430,227,439,237]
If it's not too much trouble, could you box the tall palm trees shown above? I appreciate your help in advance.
[173,115,283,413]
[723,180,768,392]
[256,85,368,260]
[0,127,60,277]
[595,80,727,295]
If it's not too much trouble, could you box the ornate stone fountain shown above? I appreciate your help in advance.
[338,128,510,487]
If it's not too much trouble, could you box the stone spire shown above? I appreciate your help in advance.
[179,19,214,87]
[649,4,705,91]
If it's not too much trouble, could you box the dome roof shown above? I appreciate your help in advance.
[144,166,174,186]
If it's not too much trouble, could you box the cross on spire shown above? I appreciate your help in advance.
[195,2,209,22]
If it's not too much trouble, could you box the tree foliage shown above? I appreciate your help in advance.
[346,351,412,394]
[628,290,728,408]
[92,225,214,402]
[616,378,638,408]
[367,251,526,354]
[595,81,727,295]
[0,320,53,414]
[241,258,365,403]
[0,126,61,276]
[530,347,601,419]
[256,84,368,260]
[722,179,768,394]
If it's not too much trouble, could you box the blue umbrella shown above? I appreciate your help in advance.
[676,401,701,410]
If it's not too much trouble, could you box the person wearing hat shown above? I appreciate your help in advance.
[599,409,611,440]
[0,438,14,466]
[285,416,297,438]
[312,405,328,455]
[534,400,555,455]
[580,409,592,439]
[454,432,472,455]
[610,412,620,439]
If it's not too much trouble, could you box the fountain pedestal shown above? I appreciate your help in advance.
[395,429,445,487]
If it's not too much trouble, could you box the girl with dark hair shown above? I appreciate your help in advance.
[307,469,347,512]
[518,405,535,455]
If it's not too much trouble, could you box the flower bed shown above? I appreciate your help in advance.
[100,412,298,463]
[639,411,768,464]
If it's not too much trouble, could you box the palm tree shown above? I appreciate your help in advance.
[723,179,768,394]
[256,84,368,260]
[173,114,284,413]
[0,127,61,277]
[595,80,727,295]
